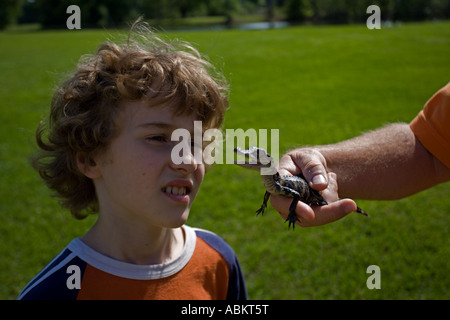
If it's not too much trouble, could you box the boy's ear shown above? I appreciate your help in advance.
[76,152,101,179]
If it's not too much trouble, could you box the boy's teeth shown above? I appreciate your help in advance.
[164,186,187,195]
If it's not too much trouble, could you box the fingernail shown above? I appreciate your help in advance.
[311,174,326,186]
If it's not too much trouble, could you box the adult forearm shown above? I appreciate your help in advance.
[316,123,439,200]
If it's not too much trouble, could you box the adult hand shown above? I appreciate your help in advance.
[270,148,357,227]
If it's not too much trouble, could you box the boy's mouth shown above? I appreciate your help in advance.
[161,179,193,202]
[162,186,190,196]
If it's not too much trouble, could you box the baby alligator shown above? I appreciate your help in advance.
[234,147,368,230]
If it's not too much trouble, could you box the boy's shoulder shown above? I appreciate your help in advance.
[192,227,238,264]
[17,246,87,300]
[191,226,247,300]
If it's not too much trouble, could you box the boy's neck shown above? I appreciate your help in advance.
[81,216,185,265]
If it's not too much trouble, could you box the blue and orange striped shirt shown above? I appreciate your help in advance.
[18,226,247,300]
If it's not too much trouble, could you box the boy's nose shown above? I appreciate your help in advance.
[169,148,200,174]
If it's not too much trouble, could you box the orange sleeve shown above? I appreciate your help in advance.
[410,83,450,169]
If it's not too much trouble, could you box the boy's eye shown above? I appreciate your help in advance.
[147,135,168,143]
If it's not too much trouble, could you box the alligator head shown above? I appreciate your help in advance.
[233,147,275,173]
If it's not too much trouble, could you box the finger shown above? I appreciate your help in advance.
[299,198,357,227]
[277,154,300,177]
[272,196,356,228]
[291,149,328,190]
[280,149,328,191]
[321,172,339,202]
[271,171,358,228]
[299,172,356,226]
[270,195,315,222]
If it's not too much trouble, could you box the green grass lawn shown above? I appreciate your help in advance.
[1,22,449,299]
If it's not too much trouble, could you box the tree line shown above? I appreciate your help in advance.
[1,0,449,30]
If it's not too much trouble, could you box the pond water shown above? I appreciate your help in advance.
[174,21,292,32]
[236,21,291,30]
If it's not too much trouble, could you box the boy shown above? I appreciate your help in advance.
[18,24,247,300]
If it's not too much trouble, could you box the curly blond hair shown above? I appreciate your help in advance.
[32,24,228,219]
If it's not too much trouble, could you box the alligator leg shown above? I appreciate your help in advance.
[309,189,328,206]
[286,195,301,230]
[256,191,271,216]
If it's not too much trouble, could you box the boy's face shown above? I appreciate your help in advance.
[91,100,205,229]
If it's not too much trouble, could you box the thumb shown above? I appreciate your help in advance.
[289,148,328,191]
